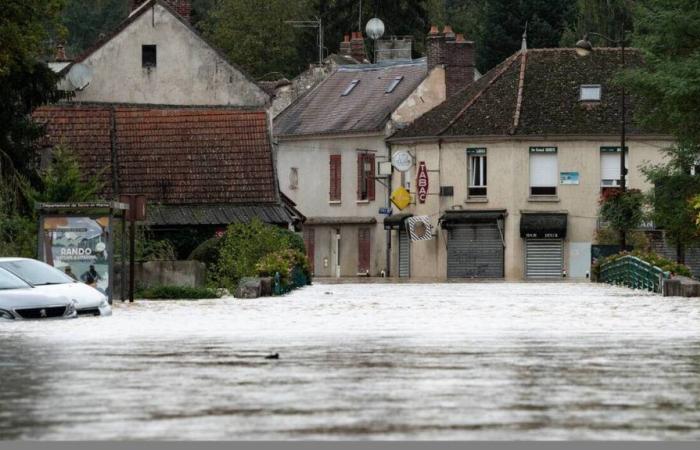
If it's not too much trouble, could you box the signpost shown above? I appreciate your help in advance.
[119,195,147,303]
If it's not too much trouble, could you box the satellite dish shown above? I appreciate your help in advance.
[365,17,385,40]
[67,63,93,91]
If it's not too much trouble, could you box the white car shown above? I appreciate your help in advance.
[0,258,112,317]
[0,268,77,320]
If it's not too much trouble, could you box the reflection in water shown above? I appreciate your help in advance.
[0,282,699,440]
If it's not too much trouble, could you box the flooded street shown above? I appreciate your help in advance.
[1,282,700,440]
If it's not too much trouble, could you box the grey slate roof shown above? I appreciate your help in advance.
[274,59,428,138]
[148,204,292,226]
[389,48,654,141]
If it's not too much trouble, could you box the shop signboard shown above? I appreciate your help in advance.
[391,151,413,172]
[416,161,429,203]
[560,172,580,185]
[390,187,411,210]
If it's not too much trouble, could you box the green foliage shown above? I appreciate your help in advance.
[213,219,305,290]
[188,236,222,268]
[28,145,104,204]
[0,181,37,257]
[592,250,693,280]
[560,0,634,47]
[621,0,700,145]
[60,0,129,57]
[598,188,646,243]
[642,144,700,263]
[255,248,311,285]
[136,285,221,300]
[595,226,649,250]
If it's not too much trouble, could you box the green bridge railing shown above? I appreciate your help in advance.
[599,255,670,293]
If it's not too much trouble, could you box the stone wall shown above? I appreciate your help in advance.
[114,260,206,296]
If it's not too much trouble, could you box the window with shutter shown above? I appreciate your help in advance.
[529,148,558,196]
[329,155,341,202]
[357,153,375,201]
[600,147,628,187]
[358,228,371,274]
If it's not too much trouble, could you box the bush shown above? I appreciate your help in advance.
[592,250,693,280]
[594,227,650,249]
[188,236,222,268]
[136,285,221,300]
[255,248,311,286]
[213,219,307,291]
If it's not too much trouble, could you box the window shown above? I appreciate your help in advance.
[289,167,298,190]
[580,84,601,101]
[329,155,341,202]
[529,147,558,196]
[341,79,360,96]
[467,148,487,197]
[385,76,404,93]
[600,147,628,187]
[357,152,375,201]
[142,45,157,68]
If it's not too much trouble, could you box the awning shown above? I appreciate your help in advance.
[384,213,413,230]
[520,213,568,239]
[305,216,377,226]
[439,209,506,228]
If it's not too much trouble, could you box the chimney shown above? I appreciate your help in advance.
[340,34,352,57]
[426,25,475,98]
[130,0,192,22]
[350,32,367,63]
[55,44,68,62]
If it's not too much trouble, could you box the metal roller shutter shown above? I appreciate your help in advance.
[447,223,504,278]
[398,229,410,277]
[525,239,564,278]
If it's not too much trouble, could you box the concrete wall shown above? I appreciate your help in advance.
[389,138,673,280]
[61,3,268,106]
[277,134,390,277]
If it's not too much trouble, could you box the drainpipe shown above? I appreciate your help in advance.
[386,143,393,278]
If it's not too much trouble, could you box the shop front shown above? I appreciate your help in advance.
[384,213,413,278]
[440,210,506,279]
[520,212,568,279]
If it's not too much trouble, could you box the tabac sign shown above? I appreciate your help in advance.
[416,161,429,203]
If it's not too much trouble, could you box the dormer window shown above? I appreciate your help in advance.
[385,76,404,93]
[580,84,601,101]
[341,79,360,96]
[142,45,157,68]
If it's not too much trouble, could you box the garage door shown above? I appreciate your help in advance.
[398,229,410,277]
[525,239,564,278]
[447,223,504,278]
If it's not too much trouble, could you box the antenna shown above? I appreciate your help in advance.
[286,17,323,66]
[67,63,93,91]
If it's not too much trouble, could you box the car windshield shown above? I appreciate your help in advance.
[0,268,31,290]
[0,260,75,286]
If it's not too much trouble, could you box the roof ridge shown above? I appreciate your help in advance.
[437,52,521,136]
[273,67,340,124]
[510,50,528,135]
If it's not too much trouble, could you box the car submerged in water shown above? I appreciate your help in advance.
[0,268,77,320]
[0,258,112,317]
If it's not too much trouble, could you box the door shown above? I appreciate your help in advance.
[525,239,564,279]
[398,228,410,277]
[569,242,591,279]
[303,227,315,275]
[358,228,371,275]
[447,223,504,278]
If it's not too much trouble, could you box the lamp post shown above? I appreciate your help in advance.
[576,31,630,249]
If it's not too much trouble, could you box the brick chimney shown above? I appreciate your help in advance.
[340,34,352,57]
[55,44,68,62]
[130,0,191,22]
[427,25,475,98]
[350,32,367,63]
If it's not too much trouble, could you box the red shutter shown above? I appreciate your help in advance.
[330,155,341,201]
[358,227,371,274]
[368,154,375,201]
[357,153,363,200]
[303,227,315,274]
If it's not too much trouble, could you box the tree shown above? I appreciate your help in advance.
[60,0,129,57]
[559,0,635,47]
[643,144,700,264]
[621,0,700,147]
[598,188,645,249]
[28,145,104,204]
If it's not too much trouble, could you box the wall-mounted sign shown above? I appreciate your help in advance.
[529,146,558,153]
[406,216,434,241]
[467,148,487,155]
[379,207,393,215]
[560,172,580,185]
[391,150,413,172]
[416,161,429,203]
[390,187,411,210]
[377,161,393,177]
[601,146,629,153]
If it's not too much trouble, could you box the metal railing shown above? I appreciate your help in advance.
[599,255,670,293]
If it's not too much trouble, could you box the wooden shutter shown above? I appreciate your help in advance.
[330,154,341,201]
[357,153,363,200]
[368,154,375,201]
[303,227,315,274]
[358,227,371,274]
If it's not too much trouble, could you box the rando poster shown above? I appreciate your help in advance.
[41,216,111,296]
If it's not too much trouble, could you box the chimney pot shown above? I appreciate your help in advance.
[344,34,351,43]
[429,25,439,35]
[455,33,466,43]
[55,44,67,61]
[443,25,454,35]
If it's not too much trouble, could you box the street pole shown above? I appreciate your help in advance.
[129,207,135,303]
[619,30,627,250]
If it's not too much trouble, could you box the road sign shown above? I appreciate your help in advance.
[379,207,393,215]
[390,187,411,210]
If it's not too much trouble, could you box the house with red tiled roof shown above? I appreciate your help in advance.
[36,0,300,249]
[274,26,478,278]
[386,39,674,281]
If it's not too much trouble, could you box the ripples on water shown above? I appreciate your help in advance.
[0,282,699,440]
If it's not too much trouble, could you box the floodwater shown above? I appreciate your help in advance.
[1,282,700,440]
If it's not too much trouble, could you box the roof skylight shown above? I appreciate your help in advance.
[580,84,602,101]
[385,76,404,93]
[341,79,360,96]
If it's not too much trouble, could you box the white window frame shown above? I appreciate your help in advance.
[529,147,558,196]
[580,84,602,101]
[600,147,628,187]
[468,153,487,197]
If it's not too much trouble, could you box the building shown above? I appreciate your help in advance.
[37,0,299,237]
[274,26,477,277]
[386,43,673,280]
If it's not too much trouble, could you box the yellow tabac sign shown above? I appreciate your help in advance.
[390,187,412,210]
